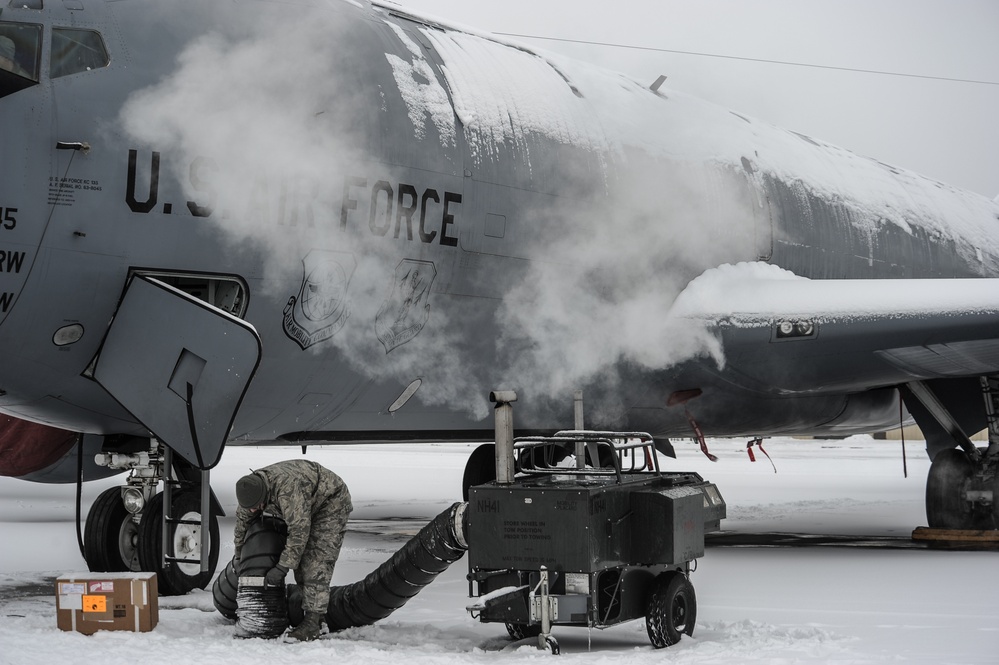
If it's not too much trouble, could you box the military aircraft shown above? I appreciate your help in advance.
[1,0,997,595]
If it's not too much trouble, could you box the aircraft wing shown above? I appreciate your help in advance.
[670,263,999,396]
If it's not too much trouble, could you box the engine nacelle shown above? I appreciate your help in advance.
[0,415,123,483]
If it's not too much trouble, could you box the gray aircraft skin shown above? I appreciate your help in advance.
[1,0,998,589]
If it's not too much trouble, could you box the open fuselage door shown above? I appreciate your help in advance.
[92,274,260,468]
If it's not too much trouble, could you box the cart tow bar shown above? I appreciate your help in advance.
[532,567,559,654]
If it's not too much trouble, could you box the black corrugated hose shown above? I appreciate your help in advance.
[235,578,289,639]
[213,515,288,624]
[325,502,468,631]
[213,503,469,633]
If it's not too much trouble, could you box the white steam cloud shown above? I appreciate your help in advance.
[120,2,755,427]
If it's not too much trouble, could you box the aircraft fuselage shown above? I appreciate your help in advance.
[2,0,998,454]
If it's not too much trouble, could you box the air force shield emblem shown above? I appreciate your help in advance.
[376,259,437,353]
[283,250,356,350]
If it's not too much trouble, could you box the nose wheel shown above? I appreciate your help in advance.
[83,486,141,572]
[85,441,221,595]
[138,488,220,595]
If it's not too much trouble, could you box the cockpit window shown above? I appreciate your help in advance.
[51,28,109,79]
[0,21,41,81]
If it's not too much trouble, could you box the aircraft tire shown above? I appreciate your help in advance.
[645,572,695,649]
[83,486,140,572]
[138,489,219,596]
[505,622,542,640]
[924,448,992,530]
[462,443,495,501]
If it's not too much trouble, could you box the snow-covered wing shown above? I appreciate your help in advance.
[670,263,999,394]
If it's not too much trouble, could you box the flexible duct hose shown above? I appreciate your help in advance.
[213,558,240,621]
[326,502,468,631]
[213,515,288,621]
[212,503,469,632]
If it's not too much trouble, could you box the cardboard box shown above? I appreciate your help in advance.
[56,572,158,634]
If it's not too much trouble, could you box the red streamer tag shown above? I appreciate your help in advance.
[685,409,718,462]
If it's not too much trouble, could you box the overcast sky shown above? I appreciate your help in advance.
[394,0,999,199]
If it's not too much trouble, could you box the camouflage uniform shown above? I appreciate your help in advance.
[233,460,352,613]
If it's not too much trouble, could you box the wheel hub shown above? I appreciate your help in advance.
[672,596,688,630]
[173,510,204,576]
[117,516,140,572]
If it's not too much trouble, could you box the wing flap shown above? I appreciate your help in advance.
[877,339,999,377]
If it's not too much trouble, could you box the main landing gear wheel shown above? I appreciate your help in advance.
[925,448,992,530]
[462,444,496,501]
[84,486,140,572]
[138,489,219,596]
[645,572,696,649]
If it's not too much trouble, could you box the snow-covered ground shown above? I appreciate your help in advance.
[1,436,996,664]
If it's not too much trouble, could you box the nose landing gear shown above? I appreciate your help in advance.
[86,439,221,595]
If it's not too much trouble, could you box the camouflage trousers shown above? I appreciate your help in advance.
[292,489,352,613]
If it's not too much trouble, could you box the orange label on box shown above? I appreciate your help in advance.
[82,595,107,613]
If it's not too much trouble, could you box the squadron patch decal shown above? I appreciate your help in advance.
[375,259,437,353]
[283,250,356,350]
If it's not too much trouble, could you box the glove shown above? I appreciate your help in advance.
[264,564,288,587]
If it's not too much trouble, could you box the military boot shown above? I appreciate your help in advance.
[287,611,324,642]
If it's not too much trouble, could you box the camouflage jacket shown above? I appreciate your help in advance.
[233,459,352,570]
